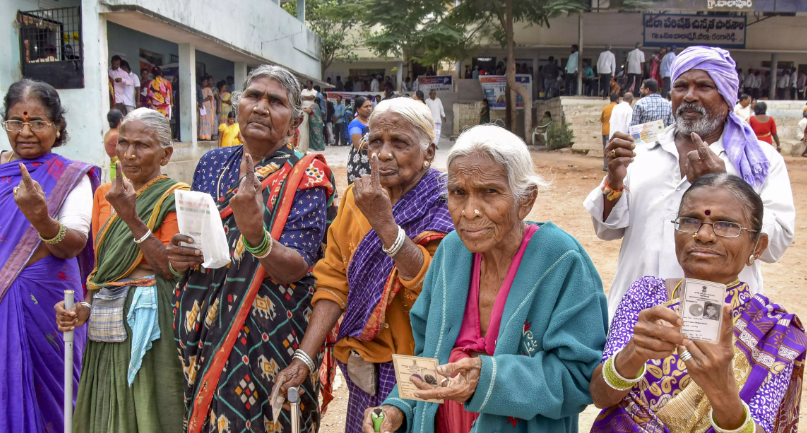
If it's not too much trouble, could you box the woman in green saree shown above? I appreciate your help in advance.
[308,96,326,151]
[55,108,189,433]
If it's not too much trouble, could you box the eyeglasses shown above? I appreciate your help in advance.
[2,120,54,133]
[672,217,757,238]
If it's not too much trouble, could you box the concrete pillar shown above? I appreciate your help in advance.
[532,55,540,100]
[577,13,583,96]
[769,53,779,100]
[297,0,305,22]
[234,62,247,91]
[396,61,403,91]
[179,43,197,144]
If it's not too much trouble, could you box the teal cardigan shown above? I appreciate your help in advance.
[382,222,608,433]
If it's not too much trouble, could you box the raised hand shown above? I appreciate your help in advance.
[604,132,636,190]
[14,163,49,224]
[353,153,393,228]
[685,132,726,184]
[229,153,264,243]
[105,161,138,223]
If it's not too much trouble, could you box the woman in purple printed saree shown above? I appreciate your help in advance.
[590,173,805,433]
[0,79,99,433]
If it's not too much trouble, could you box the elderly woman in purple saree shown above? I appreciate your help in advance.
[0,79,99,433]
[589,173,805,433]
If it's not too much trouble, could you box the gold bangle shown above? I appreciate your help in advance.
[39,222,67,244]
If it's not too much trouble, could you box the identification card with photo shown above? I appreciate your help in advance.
[391,354,444,404]
[628,119,665,144]
[680,278,726,343]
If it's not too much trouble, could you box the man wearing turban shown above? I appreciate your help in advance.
[584,46,796,320]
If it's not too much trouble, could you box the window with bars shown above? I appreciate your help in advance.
[17,7,83,89]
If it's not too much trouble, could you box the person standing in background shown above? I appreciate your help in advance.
[760,71,770,98]
[630,79,674,127]
[425,89,445,145]
[325,93,335,145]
[472,66,479,80]
[333,95,346,146]
[565,44,579,96]
[543,56,560,98]
[108,55,132,113]
[733,93,753,123]
[198,76,215,140]
[583,61,595,96]
[140,68,151,108]
[736,67,745,97]
[749,101,781,152]
[345,75,354,92]
[597,45,616,99]
[777,69,791,100]
[335,75,345,91]
[119,61,140,114]
[217,80,232,125]
[226,75,235,93]
[625,43,646,95]
[799,70,807,100]
[600,94,619,171]
[750,70,762,99]
[103,109,124,180]
[355,77,364,92]
[791,68,799,100]
[743,68,756,97]
[479,98,490,124]
[370,75,380,92]
[608,92,633,139]
[660,45,676,98]
[796,109,807,152]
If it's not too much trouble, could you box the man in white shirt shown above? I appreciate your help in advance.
[625,43,646,95]
[597,45,617,99]
[796,110,807,144]
[108,55,133,113]
[659,46,677,98]
[799,72,807,100]
[120,61,140,114]
[565,44,579,96]
[750,70,762,100]
[370,75,380,93]
[742,69,756,97]
[608,92,633,139]
[777,69,790,100]
[425,90,445,145]
[585,46,795,321]
[790,69,798,100]
[733,93,752,122]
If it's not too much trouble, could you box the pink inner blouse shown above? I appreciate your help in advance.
[436,224,538,433]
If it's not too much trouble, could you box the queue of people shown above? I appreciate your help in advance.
[0,45,803,433]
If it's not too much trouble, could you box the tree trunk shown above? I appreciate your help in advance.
[504,0,533,144]
[505,83,512,131]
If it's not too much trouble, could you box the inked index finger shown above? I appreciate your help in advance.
[240,153,255,182]
[370,153,380,188]
[19,163,33,187]
[115,161,124,186]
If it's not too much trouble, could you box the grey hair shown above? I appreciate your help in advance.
[680,173,763,238]
[369,98,435,150]
[232,65,303,123]
[120,107,172,147]
[447,125,550,202]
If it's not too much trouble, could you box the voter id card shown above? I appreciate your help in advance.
[680,278,726,343]
[628,119,665,145]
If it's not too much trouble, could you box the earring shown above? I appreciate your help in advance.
[692,234,697,238]
[748,255,757,266]
[56,132,60,138]
[423,161,430,168]
[462,210,465,216]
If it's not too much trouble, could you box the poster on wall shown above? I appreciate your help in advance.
[643,13,746,48]
[417,76,453,93]
[479,75,532,110]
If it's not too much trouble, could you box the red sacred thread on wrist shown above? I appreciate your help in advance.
[601,176,628,201]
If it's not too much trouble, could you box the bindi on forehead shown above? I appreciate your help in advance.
[705,209,711,216]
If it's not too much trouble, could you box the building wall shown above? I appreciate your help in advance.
[103,0,321,78]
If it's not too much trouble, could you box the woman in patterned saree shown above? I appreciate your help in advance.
[271,97,453,433]
[169,65,336,433]
[55,108,188,432]
[0,79,100,433]
[147,67,172,120]
[590,173,805,433]
[198,76,215,140]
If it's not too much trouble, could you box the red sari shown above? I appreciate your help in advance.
[749,115,777,145]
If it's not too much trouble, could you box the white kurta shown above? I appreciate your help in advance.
[583,126,795,322]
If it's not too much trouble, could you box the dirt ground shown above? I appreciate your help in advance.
[319,151,807,432]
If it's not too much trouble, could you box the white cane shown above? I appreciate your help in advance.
[64,290,74,433]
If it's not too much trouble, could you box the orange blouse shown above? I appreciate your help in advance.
[92,182,179,263]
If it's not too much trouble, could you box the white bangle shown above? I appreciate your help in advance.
[134,229,152,244]
[710,401,753,433]
[293,349,316,373]
[79,301,92,311]
[382,226,406,257]
[611,347,645,384]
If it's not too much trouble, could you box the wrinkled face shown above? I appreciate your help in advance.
[675,187,761,282]
[5,98,58,159]
[117,119,172,184]
[447,153,534,254]
[237,76,299,146]
[671,69,729,137]
[368,112,435,189]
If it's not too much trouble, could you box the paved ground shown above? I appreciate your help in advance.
[315,143,807,432]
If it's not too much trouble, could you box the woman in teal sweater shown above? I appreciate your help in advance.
[362,125,609,433]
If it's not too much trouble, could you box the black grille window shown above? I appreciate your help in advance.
[17,7,83,89]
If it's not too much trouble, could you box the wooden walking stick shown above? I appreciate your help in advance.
[64,290,74,433]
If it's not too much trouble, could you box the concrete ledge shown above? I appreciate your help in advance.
[163,141,218,184]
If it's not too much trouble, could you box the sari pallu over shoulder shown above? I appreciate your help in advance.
[0,153,100,301]
[592,282,807,433]
[338,168,454,343]
[87,176,189,289]
[178,147,335,433]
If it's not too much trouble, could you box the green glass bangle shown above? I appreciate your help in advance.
[168,262,185,278]
[602,348,645,391]
[242,229,271,257]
